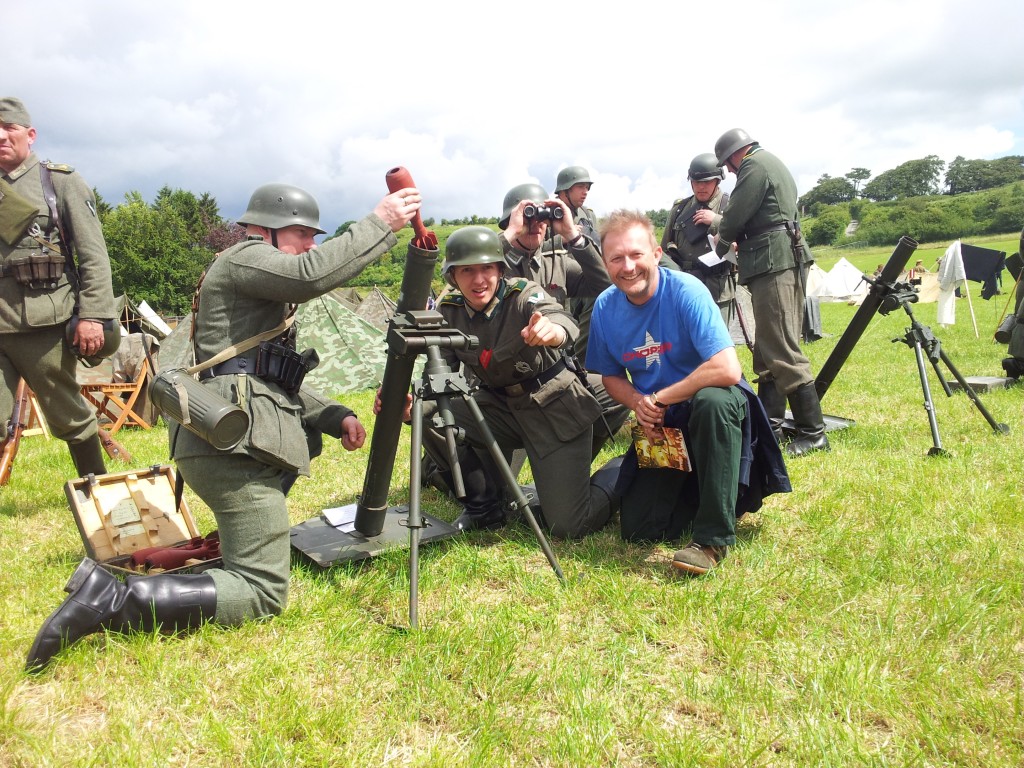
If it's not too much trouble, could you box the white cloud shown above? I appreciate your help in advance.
[7,0,1023,234]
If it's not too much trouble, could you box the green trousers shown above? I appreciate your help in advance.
[748,266,815,395]
[620,386,745,547]
[0,324,99,443]
[175,454,291,626]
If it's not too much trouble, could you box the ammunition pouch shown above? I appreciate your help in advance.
[255,342,319,395]
[481,359,567,398]
[9,251,66,288]
[0,178,39,246]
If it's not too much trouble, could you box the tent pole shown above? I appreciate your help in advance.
[963,279,979,338]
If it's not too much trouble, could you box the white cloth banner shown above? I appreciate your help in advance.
[935,240,966,326]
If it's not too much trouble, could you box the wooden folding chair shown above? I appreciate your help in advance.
[22,386,51,439]
[80,355,153,436]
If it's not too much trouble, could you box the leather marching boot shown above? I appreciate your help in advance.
[450,447,506,532]
[588,456,623,530]
[786,382,830,457]
[26,558,217,672]
[67,434,108,477]
[756,379,787,444]
[1001,357,1024,380]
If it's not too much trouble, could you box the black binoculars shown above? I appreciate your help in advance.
[523,204,564,222]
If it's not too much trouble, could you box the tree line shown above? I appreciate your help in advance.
[96,153,1024,317]
[796,153,1024,247]
[799,154,1024,212]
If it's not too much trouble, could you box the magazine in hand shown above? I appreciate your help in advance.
[631,423,690,471]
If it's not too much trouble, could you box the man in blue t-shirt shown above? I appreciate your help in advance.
[587,210,784,575]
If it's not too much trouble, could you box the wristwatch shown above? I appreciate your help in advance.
[651,391,668,408]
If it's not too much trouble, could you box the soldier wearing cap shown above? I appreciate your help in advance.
[26,181,419,672]
[660,153,736,328]
[0,96,118,479]
[712,128,828,456]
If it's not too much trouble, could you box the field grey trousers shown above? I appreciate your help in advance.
[175,453,291,626]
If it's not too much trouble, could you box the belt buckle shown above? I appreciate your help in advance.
[505,383,526,397]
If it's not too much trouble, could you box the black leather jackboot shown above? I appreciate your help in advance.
[756,378,787,444]
[67,434,107,477]
[26,558,217,672]
[786,382,830,457]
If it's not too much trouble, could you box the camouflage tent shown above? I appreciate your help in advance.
[158,293,389,394]
[329,286,363,312]
[298,294,389,394]
[353,286,398,331]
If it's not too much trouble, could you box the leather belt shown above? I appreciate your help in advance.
[198,354,257,380]
[483,359,566,398]
[739,221,792,241]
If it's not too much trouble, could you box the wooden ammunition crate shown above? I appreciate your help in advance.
[65,464,221,576]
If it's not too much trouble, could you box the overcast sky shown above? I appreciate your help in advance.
[9,0,1024,236]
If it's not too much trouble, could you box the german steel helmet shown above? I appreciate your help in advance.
[555,166,593,193]
[499,183,548,230]
[442,226,506,287]
[714,128,756,167]
[237,183,327,234]
[688,153,725,181]
[65,316,122,368]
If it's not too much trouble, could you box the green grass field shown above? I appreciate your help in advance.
[2,235,1022,767]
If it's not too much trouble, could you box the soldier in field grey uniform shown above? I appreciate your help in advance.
[499,183,628,456]
[0,97,117,479]
[433,226,616,539]
[26,182,419,671]
[1001,226,1024,380]
[713,128,827,457]
[555,166,600,365]
[660,153,736,328]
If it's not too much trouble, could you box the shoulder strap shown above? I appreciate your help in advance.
[184,312,296,377]
[38,164,77,277]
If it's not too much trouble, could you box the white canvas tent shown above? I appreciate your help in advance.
[812,258,868,303]
[804,263,827,297]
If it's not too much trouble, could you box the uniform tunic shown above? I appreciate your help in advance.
[1007,227,1024,362]
[715,145,814,394]
[500,231,627,451]
[567,204,601,364]
[171,216,397,624]
[0,151,116,443]
[660,186,735,326]
[436,278,608,538]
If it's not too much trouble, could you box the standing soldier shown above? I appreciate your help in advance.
[0,97,118,479]
[1000,226,1024,380]
[660,153,736,329]
[554,165,601,366]
[554,165,599,244]
[712,128,828,456]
